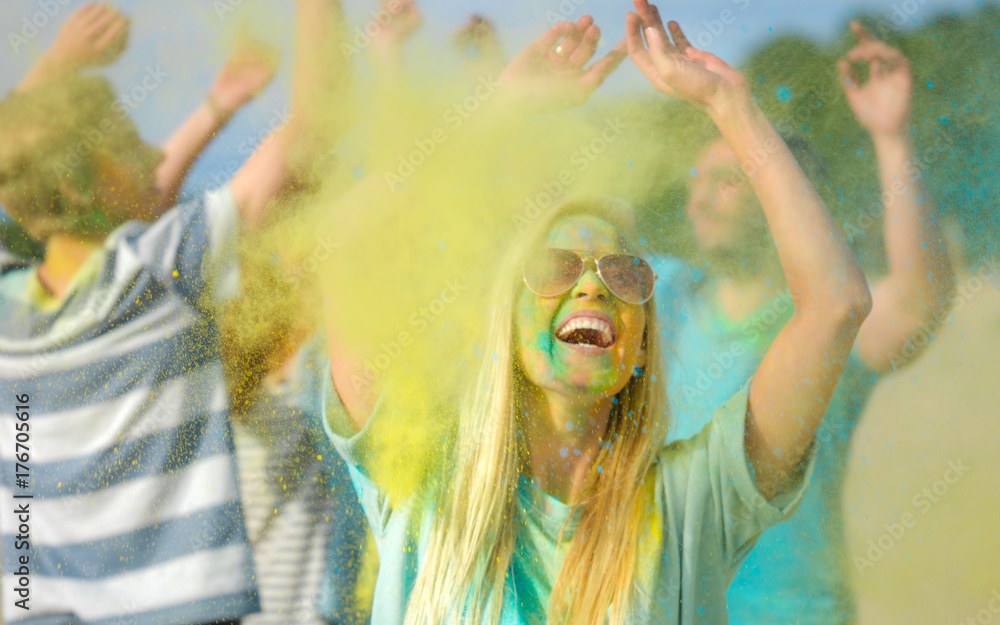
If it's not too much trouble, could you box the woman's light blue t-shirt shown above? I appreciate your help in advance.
[651,255,880,625]
[320,368,817,624]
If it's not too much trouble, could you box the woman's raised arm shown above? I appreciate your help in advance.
[627,0,872,499]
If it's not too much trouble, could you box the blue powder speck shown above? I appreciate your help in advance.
[560,448,569,458]
[776,86,793,102]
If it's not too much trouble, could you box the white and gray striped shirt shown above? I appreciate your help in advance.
[0,188,258,624]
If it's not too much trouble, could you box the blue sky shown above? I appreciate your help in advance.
[0,0,990,201]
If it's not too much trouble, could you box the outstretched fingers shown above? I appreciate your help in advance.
[849,20,876,42]
[77,3,107,29]
[666,21,692,53]
[532,20,576,57]
[633,0,670,52]
[845,21,908,75]
[574,14,595,34]
[552,20,586,61]
[625,11,675,93]
[96,14,128,44]
[568,23,601,67]
[81,6,112,37]
[581,36,628,90]
[626,13,655,72]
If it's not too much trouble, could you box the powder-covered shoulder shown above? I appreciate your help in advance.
[107,186,239,312]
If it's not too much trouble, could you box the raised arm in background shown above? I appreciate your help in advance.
[230,0,349,226]
[627,0,872,499]
[838,21,955,373]
[153,39,278,210]
[15,3,128,93]
[368,0,423,80]
[14,4,281,218]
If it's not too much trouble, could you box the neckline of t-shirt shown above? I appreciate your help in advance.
[24,246,109,312]
[517,477,583,540]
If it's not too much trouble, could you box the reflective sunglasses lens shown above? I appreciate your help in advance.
[599,254,656,304]
[524,249,583,296]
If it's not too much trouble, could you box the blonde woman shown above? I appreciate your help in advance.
[319,2,871,623]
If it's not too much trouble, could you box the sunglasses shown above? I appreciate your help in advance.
[523,249,657,305]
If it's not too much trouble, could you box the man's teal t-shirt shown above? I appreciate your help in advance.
[651,256,880,625]
[321,368,818,625]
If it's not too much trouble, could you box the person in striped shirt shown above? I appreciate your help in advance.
[0,0,347,623]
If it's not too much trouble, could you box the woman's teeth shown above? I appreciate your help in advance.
[556,317,615,348]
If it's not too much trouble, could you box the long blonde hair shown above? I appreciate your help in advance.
[405,199,667,625]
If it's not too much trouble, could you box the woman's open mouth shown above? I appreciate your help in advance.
[555,310,617,350]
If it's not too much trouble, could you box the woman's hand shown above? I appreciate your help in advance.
[625,0,747,112]
[838,21,912,138]
[498,16,627,113]
[209,37,280,118]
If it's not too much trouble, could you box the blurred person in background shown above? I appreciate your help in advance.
[0,0,346,622]
[1,2,278,258]
[649,21,956,625]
